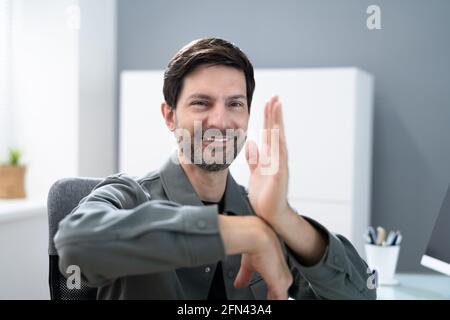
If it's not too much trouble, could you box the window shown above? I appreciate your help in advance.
[0,0,12,160]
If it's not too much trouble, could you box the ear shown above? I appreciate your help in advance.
[161,102,176,132]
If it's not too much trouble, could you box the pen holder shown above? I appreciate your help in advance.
[365,244,400,286]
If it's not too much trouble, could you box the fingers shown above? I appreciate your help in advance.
[263,97,276,132]
[263,100,270,131]
[233,256,253,289]
[245,140,259,173]
[272,100,288,161]
[262,95,288,167]
[266,271,293,300]
[264,239,293,300]
[263,96,278,157]
[262,101,270,159]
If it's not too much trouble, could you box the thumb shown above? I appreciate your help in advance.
[245,140,259,173]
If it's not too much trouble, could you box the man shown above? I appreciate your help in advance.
[55,38,376,300]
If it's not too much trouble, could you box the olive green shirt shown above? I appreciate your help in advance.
[54,153,376,300]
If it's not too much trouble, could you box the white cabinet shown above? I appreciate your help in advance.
[120,68,374,255]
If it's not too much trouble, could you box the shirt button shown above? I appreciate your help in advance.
[197,219,207,229]
[227,270,235,279]
[205,267,211,273]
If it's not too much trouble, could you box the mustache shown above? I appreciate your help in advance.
[198,128,247,139]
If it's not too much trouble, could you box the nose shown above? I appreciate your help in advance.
[205,103,230,132]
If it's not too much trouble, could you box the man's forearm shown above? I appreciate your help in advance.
[268,206,329,266]
[218,215,267,255]
[219,210,328,266]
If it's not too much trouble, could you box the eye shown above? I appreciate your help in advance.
[191,100,209,107]
[229,101,244,108]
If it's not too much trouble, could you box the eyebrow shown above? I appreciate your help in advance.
[226,94,246,101]
[187,94,247,101]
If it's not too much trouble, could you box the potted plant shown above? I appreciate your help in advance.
[0,148,26,199]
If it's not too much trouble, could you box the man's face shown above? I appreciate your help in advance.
[171,64,249,171]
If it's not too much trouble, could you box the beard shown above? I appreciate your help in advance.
[176,127,247,172]
[191,136,239,172]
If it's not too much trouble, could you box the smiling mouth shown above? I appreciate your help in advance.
[203,137,232,143]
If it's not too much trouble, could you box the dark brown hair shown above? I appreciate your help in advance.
[163,37,255,112]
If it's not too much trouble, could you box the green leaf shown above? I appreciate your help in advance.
[9,148,21,166]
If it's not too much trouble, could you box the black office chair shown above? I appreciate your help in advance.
[47,177,102,300]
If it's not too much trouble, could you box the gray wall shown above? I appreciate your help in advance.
[117,0,450,272]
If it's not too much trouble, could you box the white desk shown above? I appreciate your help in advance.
[377,273,450,300]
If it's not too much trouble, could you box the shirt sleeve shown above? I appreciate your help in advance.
[283,215,377,300]
[54,173,226,288]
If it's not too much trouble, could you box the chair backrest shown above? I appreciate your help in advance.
[47,177,103,300]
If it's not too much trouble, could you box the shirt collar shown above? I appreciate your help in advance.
[158,152,253,216]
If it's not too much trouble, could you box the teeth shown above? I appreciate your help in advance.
[204,137,230,142]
